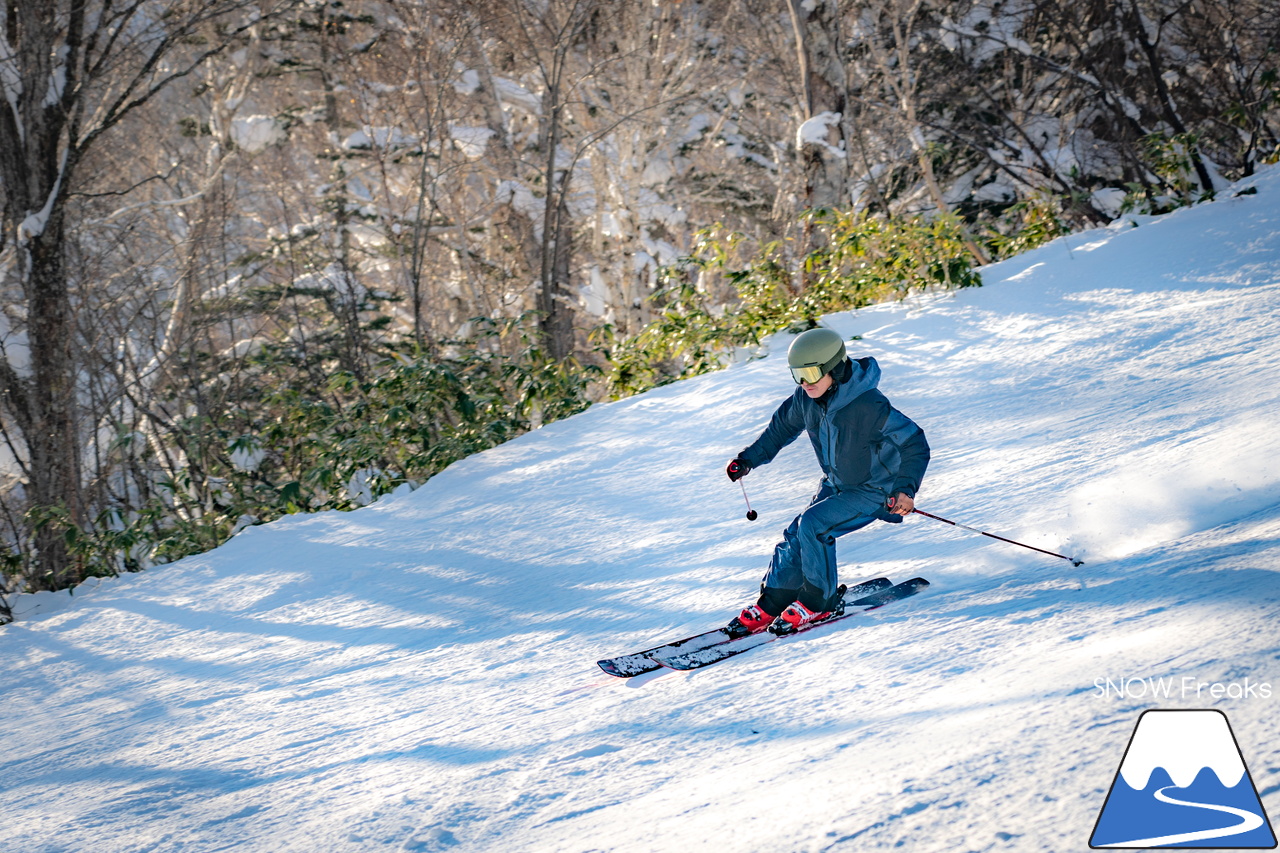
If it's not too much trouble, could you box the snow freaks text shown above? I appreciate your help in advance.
[1093,676,1273,701]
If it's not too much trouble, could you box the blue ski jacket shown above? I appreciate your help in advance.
[739,356,930,505]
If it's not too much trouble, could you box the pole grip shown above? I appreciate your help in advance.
[872,506,903,524]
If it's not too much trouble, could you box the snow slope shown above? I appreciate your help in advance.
[5,170,1280,853]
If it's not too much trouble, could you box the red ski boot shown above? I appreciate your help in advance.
[725,604,775,639]
[769,600,830,635]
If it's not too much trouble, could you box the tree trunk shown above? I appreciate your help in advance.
[786,0,848,289]
[537,137,576,362]
[0,2,84,589]
[468,20,544,338]
[25,215,85,590]
[544,188,575,362]
[537,54,576,362]
[787,0,848,213]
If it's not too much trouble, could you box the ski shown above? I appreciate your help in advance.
[652,576,930,672]
[596,577,893,678]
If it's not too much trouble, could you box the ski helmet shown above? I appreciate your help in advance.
[787,327,847,385]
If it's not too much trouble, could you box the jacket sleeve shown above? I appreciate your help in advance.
[739,394,805,469]
[890,420,930,498]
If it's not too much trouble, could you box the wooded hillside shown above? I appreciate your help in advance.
[1,0,1276,608]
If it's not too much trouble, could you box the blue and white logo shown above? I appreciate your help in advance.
[1091,709,1276,848]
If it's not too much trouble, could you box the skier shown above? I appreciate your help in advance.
[725,327,930,636]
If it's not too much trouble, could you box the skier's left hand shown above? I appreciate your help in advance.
[888,492,914,517]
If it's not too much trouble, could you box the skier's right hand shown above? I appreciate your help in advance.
[726,457,751,482]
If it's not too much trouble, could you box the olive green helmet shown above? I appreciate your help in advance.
[787,327,847,385]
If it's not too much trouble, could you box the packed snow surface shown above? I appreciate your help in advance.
[5,170,1280,852]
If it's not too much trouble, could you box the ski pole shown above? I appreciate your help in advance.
[739,479,758,521]
[893,500,1084,566]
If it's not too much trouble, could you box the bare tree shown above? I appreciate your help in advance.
[850,0,991,262]
[0,0,298,590]
[787,0,849,212]
[462,0,613,361]
[785,0,853,282]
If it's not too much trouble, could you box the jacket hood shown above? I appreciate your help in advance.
[827,356,880,411]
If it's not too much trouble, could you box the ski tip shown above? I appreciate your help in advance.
[843,576,893,596]
[597,660,625,677]
[850,576,932,609]
[895,577,931,597]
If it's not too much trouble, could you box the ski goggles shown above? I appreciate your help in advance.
[789,364,828,385]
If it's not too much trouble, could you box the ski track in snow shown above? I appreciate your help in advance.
[4,168,1280,851]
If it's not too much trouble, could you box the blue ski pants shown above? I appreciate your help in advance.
[762,481,880,606]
